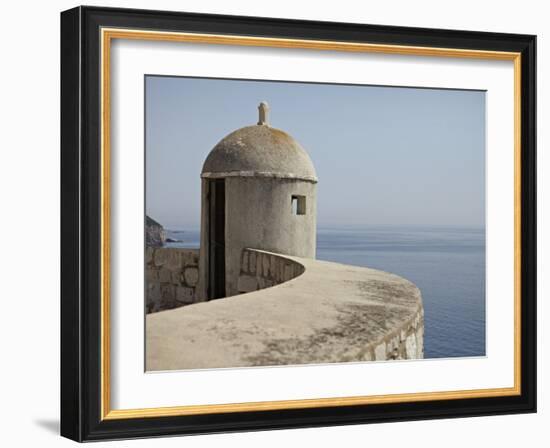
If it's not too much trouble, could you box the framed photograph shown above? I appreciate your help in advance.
[60,6,536,441]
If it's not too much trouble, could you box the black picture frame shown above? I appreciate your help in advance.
[61,5,536,442]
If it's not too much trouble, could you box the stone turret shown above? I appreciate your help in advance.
[197,103,318,299]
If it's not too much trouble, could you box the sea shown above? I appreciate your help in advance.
[165,226,486,359]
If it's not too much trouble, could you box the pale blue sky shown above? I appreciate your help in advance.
[145,76,485,230]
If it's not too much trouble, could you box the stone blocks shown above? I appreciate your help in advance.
[236,249,305,296]
[146,248,200,313]
[184,267,199,286]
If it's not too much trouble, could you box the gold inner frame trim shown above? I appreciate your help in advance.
[100,27,522,421]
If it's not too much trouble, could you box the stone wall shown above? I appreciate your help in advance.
[147,251,424,370]
[237,249,305,294]
[146,247,423,363]
[237,248,423,361]
[369,308,424,361]
[146,248,200,313]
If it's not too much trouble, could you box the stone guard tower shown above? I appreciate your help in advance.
[197,102,318,299]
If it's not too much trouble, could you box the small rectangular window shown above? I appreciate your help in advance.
[291,195,306,215]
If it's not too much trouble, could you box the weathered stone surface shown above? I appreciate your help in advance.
[184,267,199,286]
[362,351,373,362]
[262,254,270,277]
[184,250,199,266]
[148,283,161,302]
[237,249,305,296]
[416,324,424,357]
[242,251,249,273]
[158,268,172,283]
[171,271,181,285]
[147,250,423,370]
[202,124,317,182]
[238,275,258,293]
[270,255,277,279]
[154,248,179,269]
[284,263,294,281]
[146,269,158,282]
[146,247,154,264]
[146,248,200,314]
[405,334,418,358]
[249,251,256,274]
[160,284,175,299]
[176,286,195,303]
[257,277,266,290]
[199,105,318,298]
[374,343,386,361]
[256,253,262,276]
[257,101,269,125]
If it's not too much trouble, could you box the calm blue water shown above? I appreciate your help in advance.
[165,229,200,248]
[166,226,486,359]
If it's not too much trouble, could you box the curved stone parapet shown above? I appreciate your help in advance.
[237,249,305,294]
[146,249,424,370]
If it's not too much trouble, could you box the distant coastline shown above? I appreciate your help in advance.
[164,229,200,249]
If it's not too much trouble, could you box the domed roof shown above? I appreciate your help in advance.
[201,103,317,183]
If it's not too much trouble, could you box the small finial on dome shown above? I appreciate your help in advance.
[258,101,269,125]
